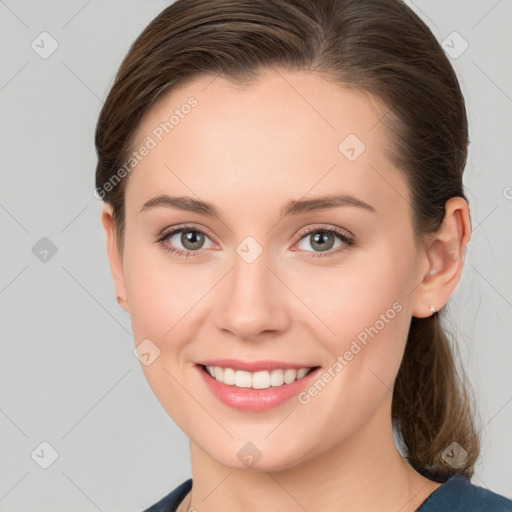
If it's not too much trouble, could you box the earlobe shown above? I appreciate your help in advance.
[411,196,471,318]
[100,204,130,313]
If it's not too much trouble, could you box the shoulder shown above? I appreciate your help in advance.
[142,478,193,512]
[418,475,512,512]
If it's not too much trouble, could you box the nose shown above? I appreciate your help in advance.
[212,249,291,340]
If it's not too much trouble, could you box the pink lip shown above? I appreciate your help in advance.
[195,364,321,412]
[197,358,315,372]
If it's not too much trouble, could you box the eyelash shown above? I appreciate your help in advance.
[155,224,355,260]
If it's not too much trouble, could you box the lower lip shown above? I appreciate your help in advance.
[196,365,321,412]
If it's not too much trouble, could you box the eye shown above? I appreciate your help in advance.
[156,224,216,259]
[294,225,355,258]
[155,224,355,259]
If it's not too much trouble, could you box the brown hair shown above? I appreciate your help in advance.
[95,0,479,481]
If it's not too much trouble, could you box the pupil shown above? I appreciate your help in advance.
[178,230,335,252]
[183,230,203,250]
[312,231,334,252]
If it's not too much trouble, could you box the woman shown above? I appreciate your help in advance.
[95,0,512,510]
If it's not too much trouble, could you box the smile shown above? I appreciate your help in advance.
[196,360,322,412]
[203,365,313,389]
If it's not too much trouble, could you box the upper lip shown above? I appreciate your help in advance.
[197,359,318,372]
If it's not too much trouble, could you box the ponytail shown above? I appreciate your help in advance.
[392,313,480,481]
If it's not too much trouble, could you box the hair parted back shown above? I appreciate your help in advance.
[95,0,479,481]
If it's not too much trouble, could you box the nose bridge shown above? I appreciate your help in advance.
[213,238,289,338]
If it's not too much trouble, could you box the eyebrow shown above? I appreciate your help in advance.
[139,193,376,218]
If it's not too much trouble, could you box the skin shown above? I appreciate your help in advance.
[101,69,471,512]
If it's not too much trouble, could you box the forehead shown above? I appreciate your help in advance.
[126,70,410,220]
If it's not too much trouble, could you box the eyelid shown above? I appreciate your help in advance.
[156,223,355,258]
[157,223,218,244]
[157,223,353,243]
[291,224,355,258]
[295,223,354,241]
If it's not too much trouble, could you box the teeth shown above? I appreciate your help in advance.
[205,365,312,389]
[235,370,252,388]
[223,367,236,385]
[297,368,309,379]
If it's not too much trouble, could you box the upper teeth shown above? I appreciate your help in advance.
[205,366,312,389]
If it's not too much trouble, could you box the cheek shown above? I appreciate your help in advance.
[122,239,196,337]
[122,244,202,429]
[292,253,409,346]
[297,245,412,398]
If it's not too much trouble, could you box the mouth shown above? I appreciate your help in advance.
[195,361,322,412]
[198,364,318,389]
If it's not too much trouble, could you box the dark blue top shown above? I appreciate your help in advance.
[143,475,512,511]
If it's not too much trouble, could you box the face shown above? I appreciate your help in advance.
[104,70,430,471]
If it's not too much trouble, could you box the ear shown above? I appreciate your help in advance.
[411,196,471,318]
[100,203,130,313]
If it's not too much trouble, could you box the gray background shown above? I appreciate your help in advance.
[0,1,511,510]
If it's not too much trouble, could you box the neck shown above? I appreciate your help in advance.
[186,396,440,512]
